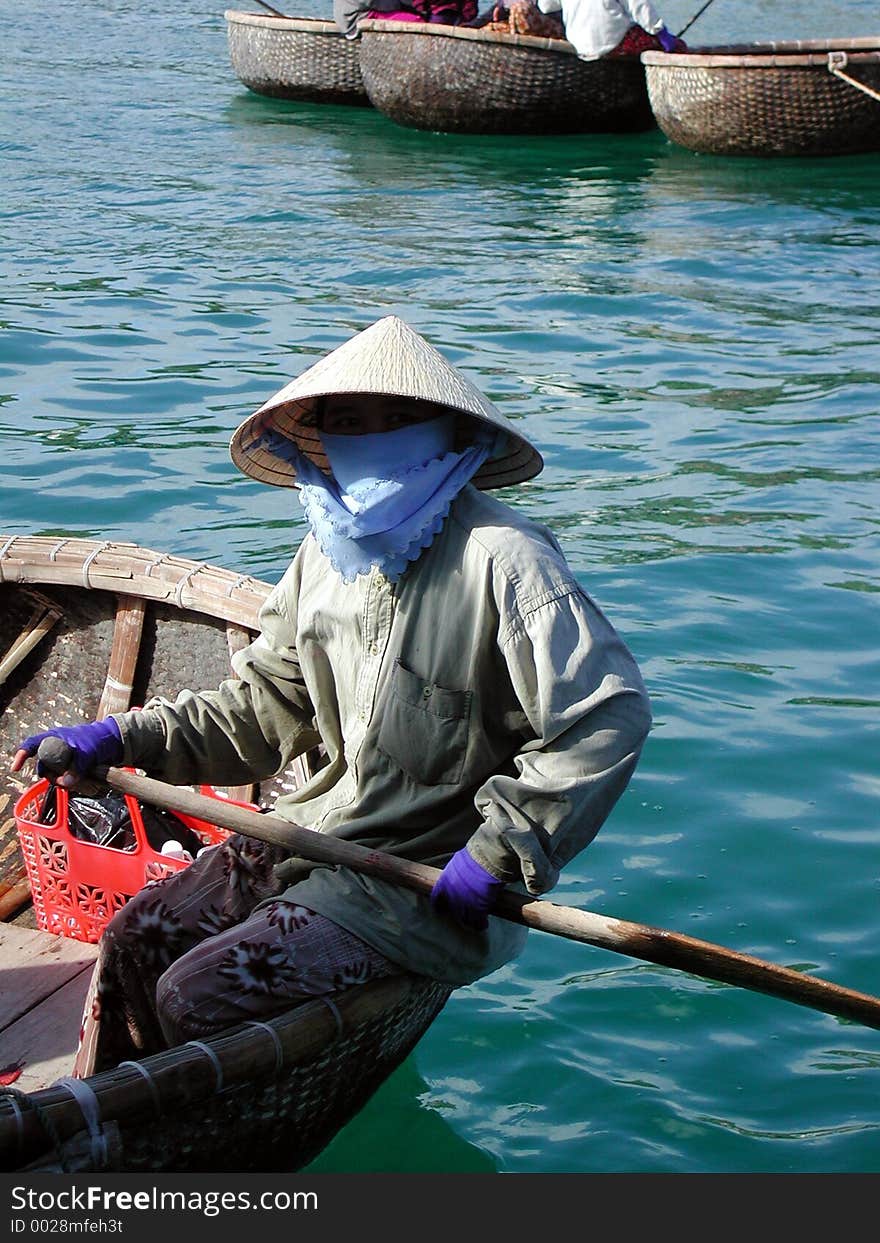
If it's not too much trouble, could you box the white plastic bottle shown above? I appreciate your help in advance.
[160,839,194,864]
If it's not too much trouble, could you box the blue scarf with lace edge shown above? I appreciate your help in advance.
[258,417,495,583]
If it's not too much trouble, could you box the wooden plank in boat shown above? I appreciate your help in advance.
[0,925,98,1092]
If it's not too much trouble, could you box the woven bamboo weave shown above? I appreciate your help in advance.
[0,975,453,1172]
[0,535,315,870]
[357,20,655,134]
[643,39,880,157]
[225,10,369,106]
[0,534,270,629]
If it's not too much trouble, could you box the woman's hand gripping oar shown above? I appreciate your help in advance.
[29,736,880,1034]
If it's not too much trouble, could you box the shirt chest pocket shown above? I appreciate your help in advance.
[377,659,472,786]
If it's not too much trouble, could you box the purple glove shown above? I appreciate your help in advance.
[430,847,503,931]
[15,719,124,780]
[657,25,685,52]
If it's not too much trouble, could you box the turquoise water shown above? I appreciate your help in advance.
[2,0,880,1175]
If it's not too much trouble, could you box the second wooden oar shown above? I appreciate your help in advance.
[253,0,291,17]
[676,0,717,38]
[28,739,880,1033]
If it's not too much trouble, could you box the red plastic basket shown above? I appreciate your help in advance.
[14,776,247,944]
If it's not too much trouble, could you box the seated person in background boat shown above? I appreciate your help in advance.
[468,0,565,38]
[478,0,685,56]
[13,315,652,1077]
[333,0,477,39]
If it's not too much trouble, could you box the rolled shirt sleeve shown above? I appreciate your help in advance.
[467,587,652,894]
[625,0,665,35]
[113,567,320,788]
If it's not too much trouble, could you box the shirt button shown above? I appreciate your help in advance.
[370,643,378,656]
[422,686,432,698]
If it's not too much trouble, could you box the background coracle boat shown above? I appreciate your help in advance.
[225,9,369,106]
[0,534,451,1172]
[356,19,656,135]
[642,39,880,157]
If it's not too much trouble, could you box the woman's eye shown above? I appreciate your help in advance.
[390,411,430,428]
[324,414,362,433]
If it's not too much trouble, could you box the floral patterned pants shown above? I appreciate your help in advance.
[72,833,402,1077]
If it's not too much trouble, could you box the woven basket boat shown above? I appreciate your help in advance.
[0,535,451,1172]
[0,971,450,1173]
[225,9,369,106]
[357,19,656,134]
[642,39,880,157]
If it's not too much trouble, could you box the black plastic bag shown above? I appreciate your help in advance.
[39,784,203,857]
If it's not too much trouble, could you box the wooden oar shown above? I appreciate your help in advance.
[676,0,717,38]
[0,593,62,689]
[28,740,880,1033]
[253,0,291,17]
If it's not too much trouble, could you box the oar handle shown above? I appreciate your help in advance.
[37,736,74,775]
[36,737,105,797]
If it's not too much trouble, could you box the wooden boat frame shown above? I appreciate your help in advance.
[225,9,370,106]
[357,18,656,135]
[642,39,880,157]
[0,534,451,1172]
[1,965,451,1172]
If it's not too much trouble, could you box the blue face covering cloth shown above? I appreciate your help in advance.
[258,416,495,583]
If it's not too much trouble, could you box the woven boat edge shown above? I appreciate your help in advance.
[0,534,273,626]
[357,18,578,55]
[225,10,345,35]
[643,39,880,69]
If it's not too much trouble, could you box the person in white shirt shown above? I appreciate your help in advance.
[537,0,685,58]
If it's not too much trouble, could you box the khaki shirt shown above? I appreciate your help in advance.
[116,486,652,986]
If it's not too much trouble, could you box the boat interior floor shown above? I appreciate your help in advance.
[0,924,98,1093]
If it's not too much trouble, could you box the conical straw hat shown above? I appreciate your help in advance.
[229,316,543,490]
